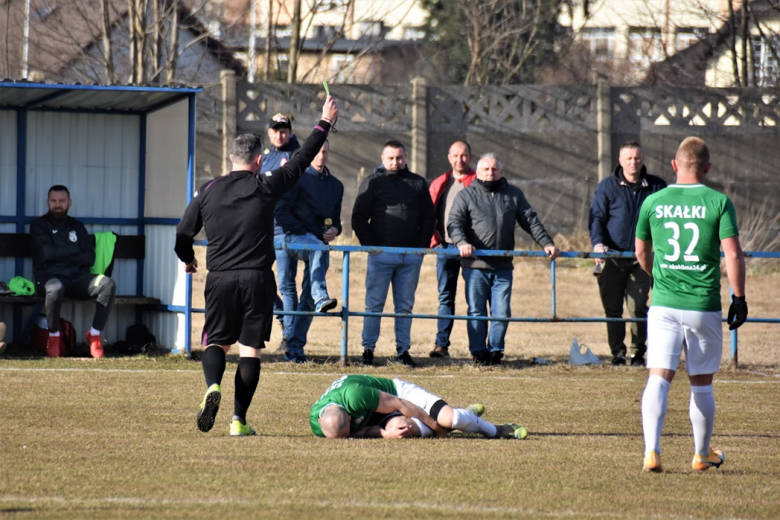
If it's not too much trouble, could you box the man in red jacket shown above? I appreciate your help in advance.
[428,140,476,358]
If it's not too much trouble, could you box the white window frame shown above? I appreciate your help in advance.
[581,28,615,61]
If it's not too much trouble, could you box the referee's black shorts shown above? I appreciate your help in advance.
[202,269,276,349]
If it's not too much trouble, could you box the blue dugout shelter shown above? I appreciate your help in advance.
[0,81,201,354]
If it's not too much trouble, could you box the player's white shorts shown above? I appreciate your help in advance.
[392,378,443,414]
[647,306,723,376]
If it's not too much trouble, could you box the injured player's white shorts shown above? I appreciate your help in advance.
[392,378,443,414]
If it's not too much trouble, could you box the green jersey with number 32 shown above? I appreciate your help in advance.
[310,375,397,437]
[636,184,738,312]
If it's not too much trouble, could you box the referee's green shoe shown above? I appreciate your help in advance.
[197,384,221,433]
[230,419,257,437]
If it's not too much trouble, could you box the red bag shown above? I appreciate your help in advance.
[31,317,76,356]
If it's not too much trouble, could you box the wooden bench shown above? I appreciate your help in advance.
[0,233,160,307]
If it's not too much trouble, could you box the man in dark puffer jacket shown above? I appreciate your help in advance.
[351,140,435,368]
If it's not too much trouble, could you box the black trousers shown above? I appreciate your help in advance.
[597,259,650,358]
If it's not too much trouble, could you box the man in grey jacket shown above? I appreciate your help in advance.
[448,154,560,365]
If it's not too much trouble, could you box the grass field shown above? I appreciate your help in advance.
[1,255,778,518]
[1,360,779,519]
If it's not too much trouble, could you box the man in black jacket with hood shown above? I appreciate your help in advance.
[589,142,666,367]
[351,140,435,367]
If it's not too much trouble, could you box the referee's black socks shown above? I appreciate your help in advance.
[234,357,261,422]
[202,345,226,387]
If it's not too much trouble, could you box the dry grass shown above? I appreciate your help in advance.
[2,247,776,518]
[190,248,780,368]
[0,359,778,519]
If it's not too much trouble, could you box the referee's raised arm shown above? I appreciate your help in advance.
[263,96,339,200]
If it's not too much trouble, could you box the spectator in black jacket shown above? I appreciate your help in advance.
[448,154,560,366]
[30,185,117,359]
[351,140,435,367]
[175,96,338,437]
[589,142,666,367]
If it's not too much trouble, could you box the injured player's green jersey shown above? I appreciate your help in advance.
[310,375,397,437]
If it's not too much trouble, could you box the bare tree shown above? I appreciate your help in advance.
[264,0,273,80]
[101,0,117,82]
[165,0,179,82]
[287,0,302,83]
[460,0,562,85]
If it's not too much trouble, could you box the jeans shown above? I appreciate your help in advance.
[435,244,462,348]
[274,233,331,355]
[597,258,650,358]
[462,267,513,355]
[362,252,423,355]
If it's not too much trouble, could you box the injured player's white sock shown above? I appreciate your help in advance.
[451,408,497,438]
[410,418,433,438]
[690,385,715,457]
[642,375,670,456]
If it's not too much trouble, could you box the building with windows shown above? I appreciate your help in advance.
[559,0,779,87]
[212,0,428,84]
[642,0,779,87]
[559,0,727,84]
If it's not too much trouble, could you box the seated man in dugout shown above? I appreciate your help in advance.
[30,185,117,358]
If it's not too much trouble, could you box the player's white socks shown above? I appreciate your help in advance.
[451,408,497,438]
[690,385,715,457]
[89,327,101,337]
[410,418,433,438]
[642,375,670,455]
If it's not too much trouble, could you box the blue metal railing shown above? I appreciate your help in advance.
[181,243,779,364]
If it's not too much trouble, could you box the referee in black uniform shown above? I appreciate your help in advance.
[175,96,339,436]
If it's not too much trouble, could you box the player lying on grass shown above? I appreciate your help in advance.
[361,407,528,440]
[310,375,527,439]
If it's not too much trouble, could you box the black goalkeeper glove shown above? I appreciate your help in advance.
[727,295,748,330]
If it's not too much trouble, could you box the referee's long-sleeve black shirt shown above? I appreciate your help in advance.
[174,120,331,272]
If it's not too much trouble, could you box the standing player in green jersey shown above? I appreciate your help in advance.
[635,137,748,474]
[311,375,527,439]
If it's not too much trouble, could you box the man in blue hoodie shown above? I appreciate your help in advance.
[589,142,666,367]
[264,113,301,350]
[274,140,343,363]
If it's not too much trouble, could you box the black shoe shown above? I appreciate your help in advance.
[359,349,374,366]
[611,354,627,366]
[489,351,504,366]
[429,345,450,358]
[630,355,645,367]
[283,352,309,364]
[396,351,417,367]
[473,351,490,366]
